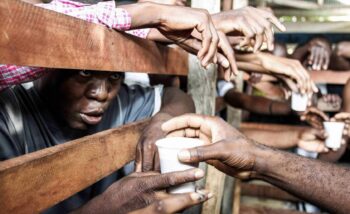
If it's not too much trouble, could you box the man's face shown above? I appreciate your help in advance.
[53,70,123,130]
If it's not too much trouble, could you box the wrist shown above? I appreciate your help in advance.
[211,13,221,31]
[152,112,173,123]
[121,2,162,28]
[250,142,276,179]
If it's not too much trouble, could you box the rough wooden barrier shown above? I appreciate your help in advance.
[0,0,188,75]
[241,183,300,203]
[0,120,149,214]
[240,206,309,214]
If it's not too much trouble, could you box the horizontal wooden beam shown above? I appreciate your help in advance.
[241,183,301,202]
[0,0,188,75]
[240,122,308,132]
[240,205,307,214]
[0,119,149,214]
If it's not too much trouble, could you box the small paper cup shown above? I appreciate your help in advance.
[323,122,345,149]
[291,92,308,112]
[155,137,204,193]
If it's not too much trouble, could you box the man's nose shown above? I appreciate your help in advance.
[87,81,109,102]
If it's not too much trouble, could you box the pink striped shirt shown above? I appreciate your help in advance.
[0,0,150,91]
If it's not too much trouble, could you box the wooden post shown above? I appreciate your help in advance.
[225,2,248,214]
[188,1,222,213]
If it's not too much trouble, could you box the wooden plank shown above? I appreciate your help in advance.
[189,1,224,213]
[240,206,308,214]
[0,0,188,75]
[0,120,149,214]
[241,183,300,203]
[240,122,308,132]
[232,179,241,214]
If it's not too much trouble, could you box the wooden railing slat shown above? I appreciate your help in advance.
[0,0,187,75]
[0,120,149,214]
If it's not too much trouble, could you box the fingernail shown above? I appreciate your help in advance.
[222,59,229,68]
[194,169,204,179]
[178,150,191,161]
[190,193,204,201]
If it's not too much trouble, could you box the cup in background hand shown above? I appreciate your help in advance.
[155,137,204,193]
[323,121,345,150]
[291,92,308,112]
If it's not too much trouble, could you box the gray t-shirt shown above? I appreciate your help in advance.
[0,83,163,213]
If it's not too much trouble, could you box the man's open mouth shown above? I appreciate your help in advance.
[80,111,103,125]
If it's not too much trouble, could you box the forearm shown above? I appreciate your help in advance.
[318,143,347,163]
[254,145,350,213]
[336,42,350,59]
[118,2,162,29]
[158,87,195,117]
[224,90,291,115]
[146,29,172,42]
[291,44,309,61]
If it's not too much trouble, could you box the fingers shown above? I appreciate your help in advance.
[333,112,350,121]
[202,21,219,66]
[256,8,286,32]
[142,142,156,172]
[144,168,205,190]
[298,139,329,153]
[135,141,143,172]
[166,128,212,145]
[162,114,213,138]
[307,107,330,121]
[217,31,238,78]
[130,191,212,214]
[196,12,218,67]
[323,51,330,70]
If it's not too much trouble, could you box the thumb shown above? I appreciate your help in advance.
[178,143,224,163]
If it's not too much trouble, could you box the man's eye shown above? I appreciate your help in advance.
[79,70,91,77]
[110,73,121,80]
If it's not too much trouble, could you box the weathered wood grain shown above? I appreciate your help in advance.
[0,0,187,75]
[0,120,149,214]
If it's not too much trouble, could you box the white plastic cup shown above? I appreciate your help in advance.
[291,92,308,112]
[155,137,204,194]
[323,122,345,149]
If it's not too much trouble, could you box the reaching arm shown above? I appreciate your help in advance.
[343,78,350,112]
[135,87,195,172]
[255,145,350,213]
[224,89,291,115]
[162,114,350,213]
[291,38,332,71]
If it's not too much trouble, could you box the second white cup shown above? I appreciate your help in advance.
[323,121,345,149]
[155,137,204,194]
[291,92,308,112]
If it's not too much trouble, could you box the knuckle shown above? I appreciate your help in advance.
[152,200,165,213]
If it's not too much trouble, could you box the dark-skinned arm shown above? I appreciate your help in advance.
[254,146,350,213]
[224,89,291,115]
[162,114,350,214]
[343,78,350,112]
[135,87,195,172]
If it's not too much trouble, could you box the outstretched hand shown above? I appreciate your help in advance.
[212,6,286,52]
[162,114,260,179]
[256,53,318,94]
[300,107,329,129]
[75,169,209,214]
[297,129,329,153]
